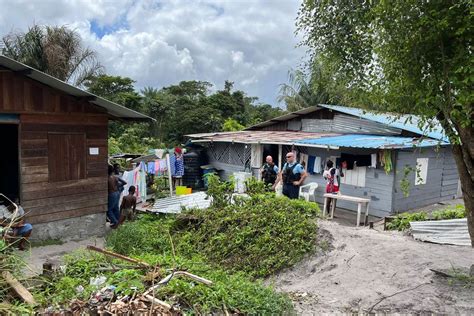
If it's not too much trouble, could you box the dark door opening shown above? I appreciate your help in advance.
[0,124,19,202]
[262,144,279,167]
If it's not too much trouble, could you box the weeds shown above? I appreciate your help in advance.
[387,205,467,231]
[432,204,466,220]
[386,212,428,231]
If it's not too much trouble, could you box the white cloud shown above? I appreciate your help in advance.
[0,0,305,105]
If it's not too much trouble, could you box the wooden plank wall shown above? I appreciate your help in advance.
[392,147,453,212]
[0,70,109,224]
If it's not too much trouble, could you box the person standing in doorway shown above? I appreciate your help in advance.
[261,155,279,188]
[323,160,343,215]
[273,152,307,199]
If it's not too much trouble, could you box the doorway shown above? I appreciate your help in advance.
[262,144,279,167]
[0,124,19,201]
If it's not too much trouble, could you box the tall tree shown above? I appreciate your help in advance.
[2,24,103,86]
[278,60,339,111]
[297,1,474,245]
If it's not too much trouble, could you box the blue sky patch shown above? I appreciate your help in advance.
[90,15,129,38]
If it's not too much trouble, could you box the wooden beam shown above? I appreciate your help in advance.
[2,271,37,305]
[86,245,151,267]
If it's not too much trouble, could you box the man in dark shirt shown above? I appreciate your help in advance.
[273,152,307,199]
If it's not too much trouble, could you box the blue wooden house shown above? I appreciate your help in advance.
[187,104,460,218]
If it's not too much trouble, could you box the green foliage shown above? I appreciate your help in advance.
[222,118,244,131]
[399,165,415,198]
[386,212,428,231]
[205,174,235,209]
[152,176,171,199]
[244,176,270,195]
[2,24,103,86]
[181,194,319,278]
[432,205,466,220]
[108,269,145,296]
[106,214,175,256]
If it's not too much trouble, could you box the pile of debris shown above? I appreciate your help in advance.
[4,245,213,315]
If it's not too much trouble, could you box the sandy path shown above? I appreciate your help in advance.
[270,220,474,314]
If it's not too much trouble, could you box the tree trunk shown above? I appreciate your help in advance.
[451,143,474,247]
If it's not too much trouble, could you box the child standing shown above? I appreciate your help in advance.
[120,186,137,224]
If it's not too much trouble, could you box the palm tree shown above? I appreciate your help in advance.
[278,60,339,112]
[2,24,103,86]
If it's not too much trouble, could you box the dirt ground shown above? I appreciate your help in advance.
[270,220,474,315]
[19,236,105,277]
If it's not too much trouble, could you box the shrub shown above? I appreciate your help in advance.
[181,194,319,278]
[432,204,466,220]
[386,211,428,231]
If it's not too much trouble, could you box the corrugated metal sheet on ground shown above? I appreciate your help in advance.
[410,218,470,246]
[296,134,448,149]
[151,192,211,214]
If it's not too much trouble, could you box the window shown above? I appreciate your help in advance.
[48,133,86,182]
[415,158,429,185]
[341,166,366,187]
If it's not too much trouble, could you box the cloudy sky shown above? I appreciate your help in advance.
[0,0,306,106]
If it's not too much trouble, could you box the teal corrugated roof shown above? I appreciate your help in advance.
[296,134,448,149]
[318,104,448,142]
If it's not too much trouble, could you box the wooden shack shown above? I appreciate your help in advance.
[0,55,151,240]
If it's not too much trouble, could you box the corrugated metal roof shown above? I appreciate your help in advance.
[187,130,341,147]
[245,106,320,129]
[151,192,211,214]
[0,55,153,121]
[410,218,470,246]
[295,134,448,149]
[319,104,447,141]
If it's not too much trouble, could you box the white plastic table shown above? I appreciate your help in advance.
[323,193,370,227]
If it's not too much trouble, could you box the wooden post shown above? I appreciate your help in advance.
[166,153,173,197]
[278,144,282,170]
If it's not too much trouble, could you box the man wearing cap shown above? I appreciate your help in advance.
[273,152,307,199]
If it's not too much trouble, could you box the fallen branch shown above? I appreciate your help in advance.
[2,271,36,305]
[143,270,213,296]
[86,245,150,268]
[366,282,430,313]
[173,271,213,286]
[144,295,172,311]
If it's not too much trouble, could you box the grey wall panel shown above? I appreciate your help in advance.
[301,114,402,135]
[303,147,394,218]
[392,147,457,212]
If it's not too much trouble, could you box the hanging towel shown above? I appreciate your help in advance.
[155,149,165,159]
[154,159,160,175]
[308,156,316,174]
[139,161,147,172]
[175,155,184,177]
[139,168,147,203]
[314,156,322,174]
[169,154,177,176]
[147,161,155,174]
[371,153,377,168]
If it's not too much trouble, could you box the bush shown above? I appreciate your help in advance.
[181,194,319,278]
[432,204,466,220]
[106,214,175,255]
[386,212,428,231]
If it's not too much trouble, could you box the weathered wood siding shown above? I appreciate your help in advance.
[303,147,395,218]
[392,146,456,212]
[0,70,108,224]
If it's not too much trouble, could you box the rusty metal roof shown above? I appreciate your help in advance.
[186,130,341,147]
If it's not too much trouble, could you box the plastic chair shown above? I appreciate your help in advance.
[299,182,319,202]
